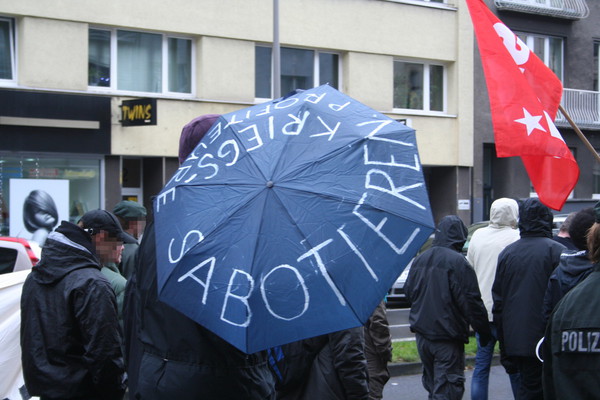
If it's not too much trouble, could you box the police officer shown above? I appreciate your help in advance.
[543,202,600,399]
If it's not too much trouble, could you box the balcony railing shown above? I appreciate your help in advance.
[555,88,600,130]
[494,0,589,20]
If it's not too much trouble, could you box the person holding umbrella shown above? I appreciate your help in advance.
[124,114,276,399]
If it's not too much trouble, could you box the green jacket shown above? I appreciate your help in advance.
[543,263,600,399]
[101,262,127,321]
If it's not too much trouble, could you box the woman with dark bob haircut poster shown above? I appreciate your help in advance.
[23,189,59,246]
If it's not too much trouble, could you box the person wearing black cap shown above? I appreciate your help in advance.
[113,200,147,279]
[124,114,276,399]
[20,209,134,400]
[543,202,600,399]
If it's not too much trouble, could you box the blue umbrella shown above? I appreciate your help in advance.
[154,85,434,353]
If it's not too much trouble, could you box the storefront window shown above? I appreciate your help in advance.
[0,156,102,241]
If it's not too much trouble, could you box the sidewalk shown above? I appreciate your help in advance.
[389,354,501,377]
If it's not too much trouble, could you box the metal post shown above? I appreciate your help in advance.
[273,0,281,98]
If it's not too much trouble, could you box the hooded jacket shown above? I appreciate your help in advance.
[467,198,519,321]
[492,198,565,357]
[542,249,594,322]
[123,222,275,399]
[405,215,490,343]
[20,221,125,400]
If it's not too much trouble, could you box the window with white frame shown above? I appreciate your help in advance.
[516,32,563,81]
[393,60,445,112]
[255,45,339,98]
[88,28,193,94]
[0,17,15,82]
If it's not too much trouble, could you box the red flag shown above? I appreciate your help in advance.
[466,0,579,210]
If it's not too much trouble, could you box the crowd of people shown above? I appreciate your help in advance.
[405,197,600,400]
[16,113,600,400]
[17,114,394,400]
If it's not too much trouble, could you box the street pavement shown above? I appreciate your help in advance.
[384,307,516,399]
[383,364,515,399]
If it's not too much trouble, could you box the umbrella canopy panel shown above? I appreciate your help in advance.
[154,85,434,353]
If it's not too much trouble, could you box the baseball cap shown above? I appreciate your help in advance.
[80,209,137,244]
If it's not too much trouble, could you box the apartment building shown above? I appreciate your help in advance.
[0,0,473,237]
[473,0,599,220]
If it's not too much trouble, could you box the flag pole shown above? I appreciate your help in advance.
[558,105,600,163]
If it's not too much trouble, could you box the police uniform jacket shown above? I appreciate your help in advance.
[543,263,600,399]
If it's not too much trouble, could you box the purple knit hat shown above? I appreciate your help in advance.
[178,114,221,164]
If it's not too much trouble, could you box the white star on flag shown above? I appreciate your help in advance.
[515,108,546,135]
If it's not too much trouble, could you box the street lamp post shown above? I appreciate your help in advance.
[273,0,281,98]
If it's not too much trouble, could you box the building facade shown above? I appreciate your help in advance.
[0,0,474,240]
[473,0,599,221]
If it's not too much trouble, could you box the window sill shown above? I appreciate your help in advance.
[376,0,457,11]
[87,86,196,100]
[389,109,457,118]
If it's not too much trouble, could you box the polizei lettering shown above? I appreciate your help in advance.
[561,330,600,353]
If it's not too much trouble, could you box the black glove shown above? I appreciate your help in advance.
[478,332,493,347]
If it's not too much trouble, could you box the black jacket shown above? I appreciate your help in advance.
[492,198,565,357]
[123,222,275,399]
[542,249,594,322]
[279,327,369,400]
[20,221,125,400]
[405,215,490,343]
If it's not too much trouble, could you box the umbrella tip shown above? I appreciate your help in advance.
[266,181,274,188]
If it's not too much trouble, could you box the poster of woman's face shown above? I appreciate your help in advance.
[9,179,69,246]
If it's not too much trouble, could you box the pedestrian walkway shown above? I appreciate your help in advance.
[383,364,514,399]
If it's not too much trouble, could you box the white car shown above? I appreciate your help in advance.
[0,237,40,275]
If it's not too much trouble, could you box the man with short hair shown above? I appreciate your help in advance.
[552,212,577,250]
[20,209,135,400]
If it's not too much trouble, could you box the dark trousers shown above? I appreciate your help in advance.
[416,333,465,400]
[515,356,543,400]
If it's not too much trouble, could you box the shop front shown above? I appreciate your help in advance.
[0,90,110,240]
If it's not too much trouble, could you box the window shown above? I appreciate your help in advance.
[89,28,193,94]
[393,60,445,112]
[255,46,339,98]
[0,155,103,236]
[594,42,599,92]
[0,17,15,82]
[517,32,563,80]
